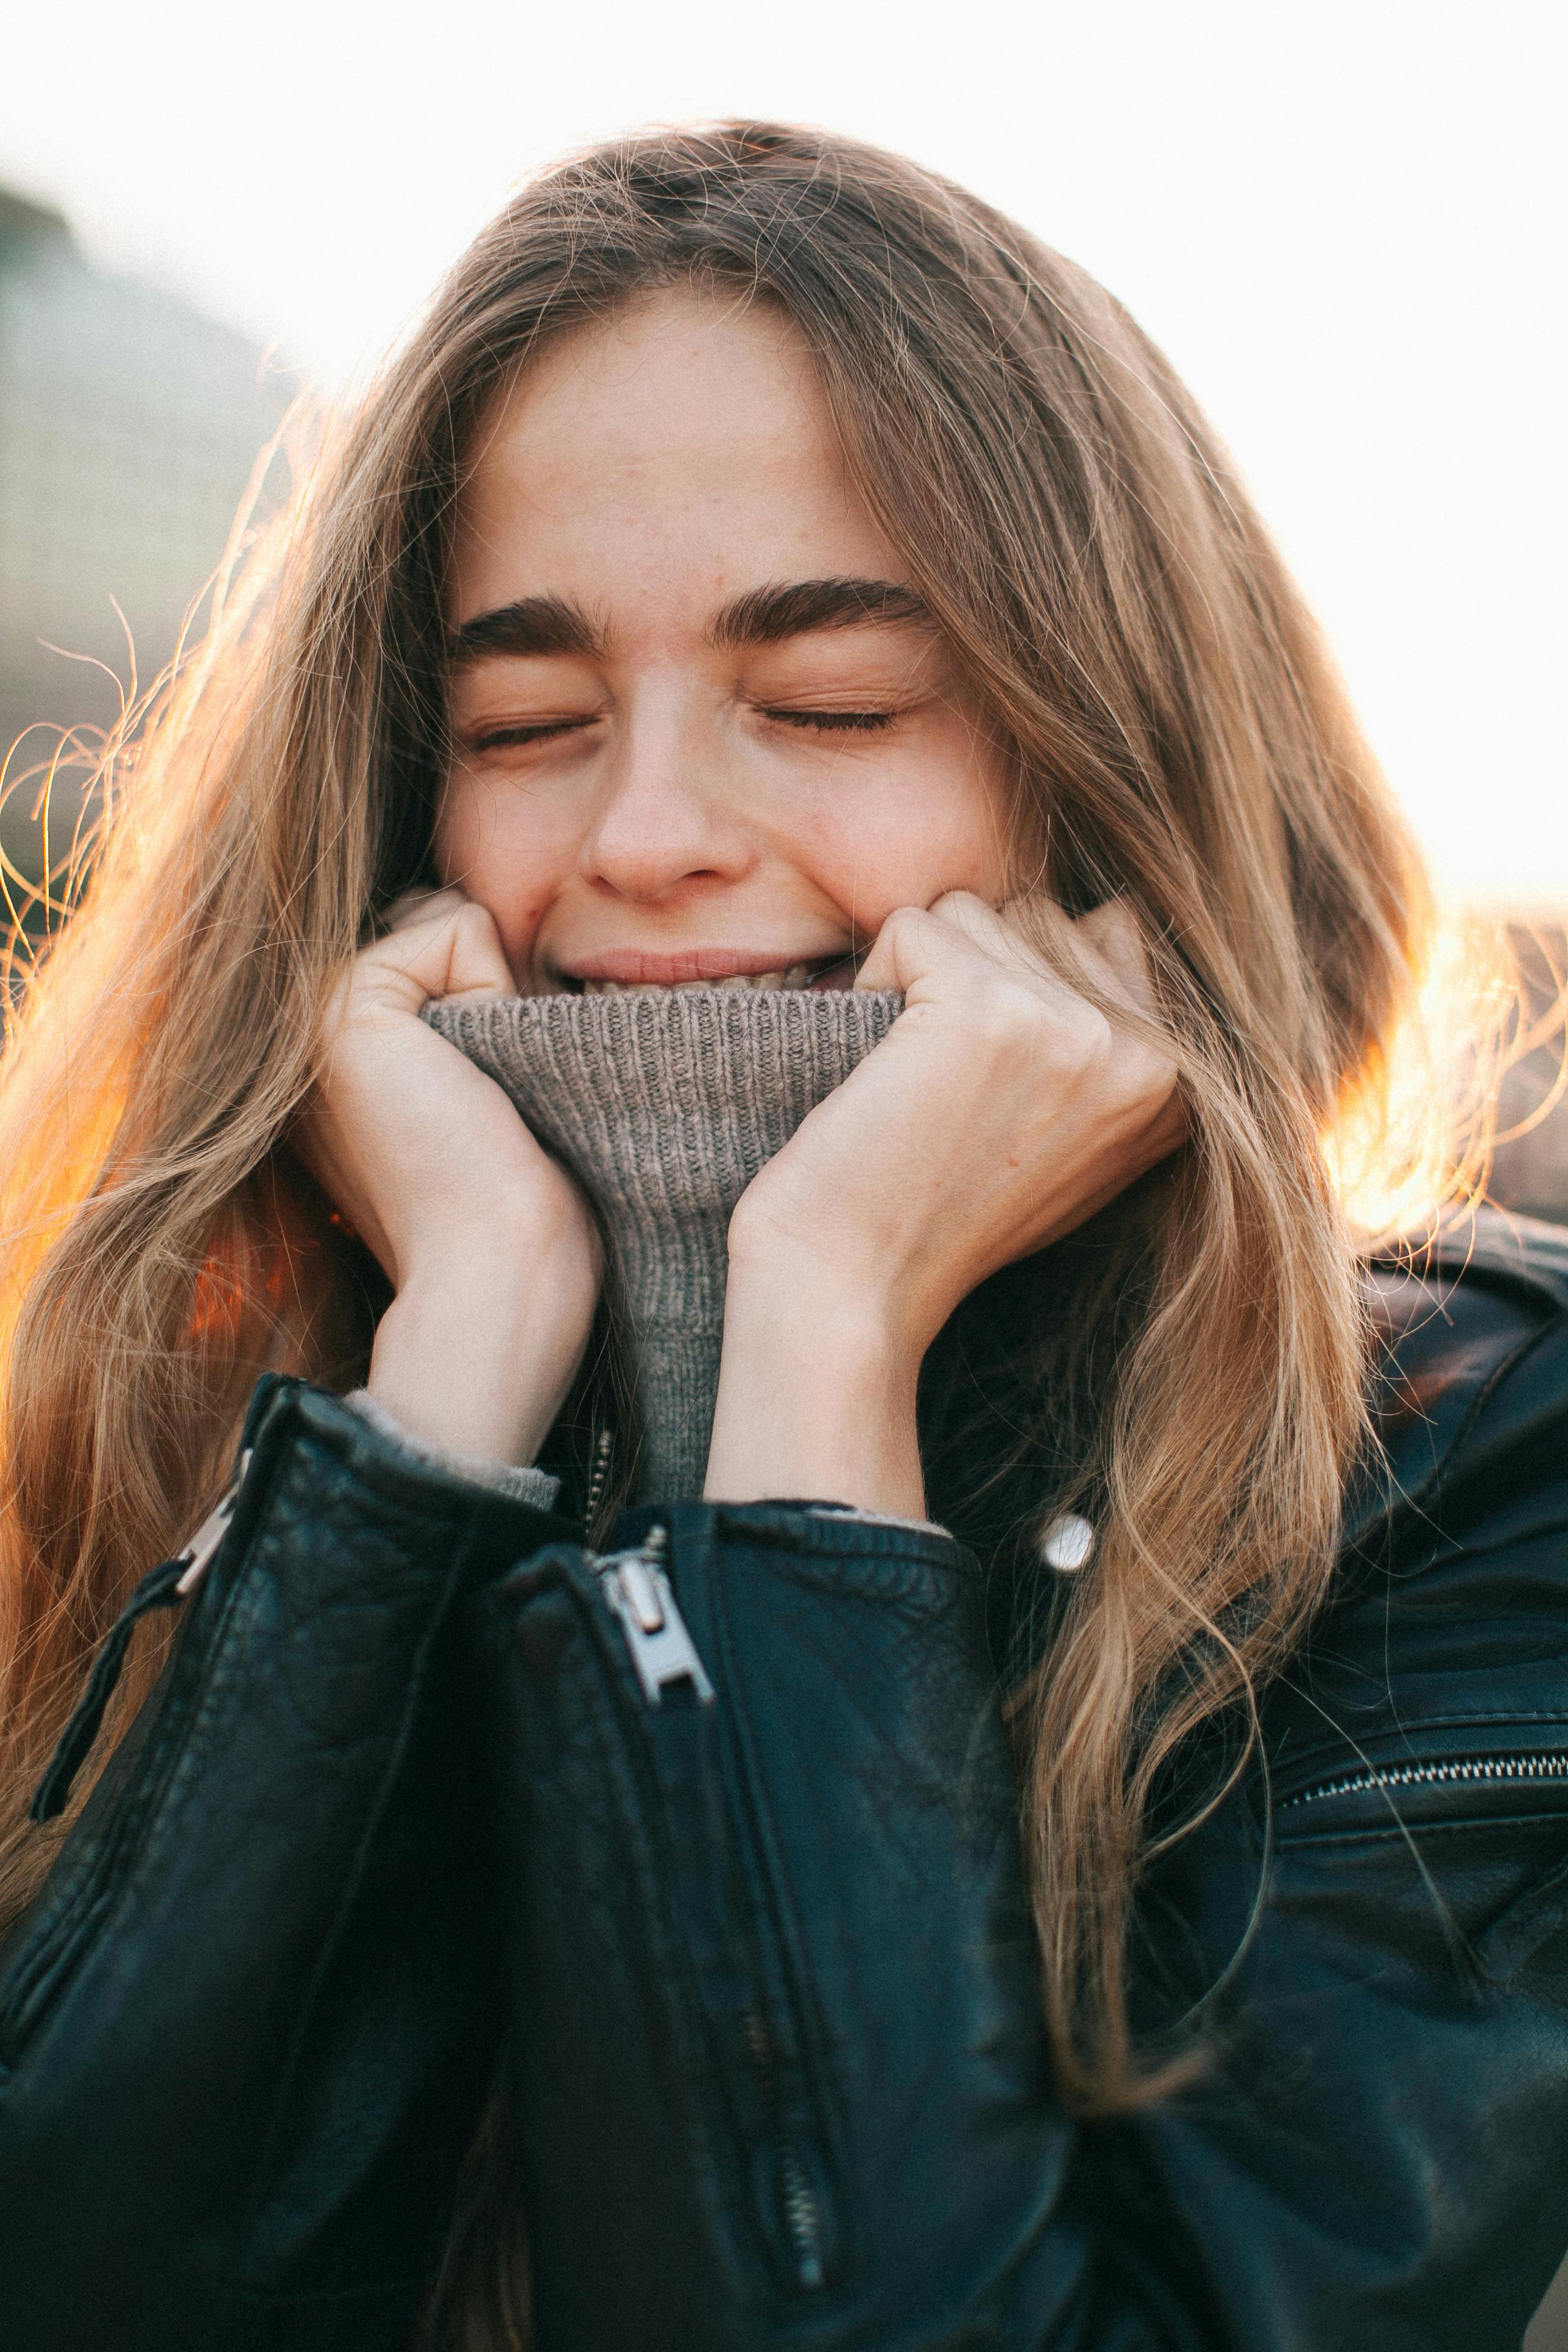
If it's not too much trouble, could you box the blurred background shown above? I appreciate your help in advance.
[1,0,1563,1231]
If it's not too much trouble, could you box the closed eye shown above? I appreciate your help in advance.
[762,709,896,733]
[466,716,601,752]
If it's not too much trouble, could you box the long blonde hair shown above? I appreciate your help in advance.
[0,121,1464,2294]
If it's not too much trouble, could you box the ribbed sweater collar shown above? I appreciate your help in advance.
[423,987,902,1500]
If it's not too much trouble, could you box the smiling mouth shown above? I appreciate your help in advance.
[567,952,860,997]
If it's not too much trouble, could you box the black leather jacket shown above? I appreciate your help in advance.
[2,1213,1566,2350]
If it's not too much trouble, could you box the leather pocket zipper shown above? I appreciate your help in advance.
[27,1450,254,1829]
[0,1445,264,2063]
[1280,1752,1568,1810]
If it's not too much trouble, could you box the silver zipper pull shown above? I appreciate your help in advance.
[599,1528,715,1706]
[174,1449,252,1595]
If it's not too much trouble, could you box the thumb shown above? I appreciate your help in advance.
[854,891,1012,994]
[367,895,518,1015]
[432,899,520,1005]
[853,904,948,994]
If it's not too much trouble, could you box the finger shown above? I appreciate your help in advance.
[853,905,956,993]
[942,893,1113,1013]
[383,887,467,936]
[433,900,518,1002]
[1073,899,1159,1015]
[926,889,1037,973]
[995,892,1106,983]
[999,894,1159,1023]
[938,892,1141,1011]
[365,897,517,1009]
[855,891,1020,993]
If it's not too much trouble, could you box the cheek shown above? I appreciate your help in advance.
[434,774,562,973]
[792,746,1015,922]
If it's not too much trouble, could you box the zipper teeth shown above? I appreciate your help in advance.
[1283,1752,1568,1809]
[582,1425,613,1532]
[743,2010,825,2288]
[778,2145,825,2287]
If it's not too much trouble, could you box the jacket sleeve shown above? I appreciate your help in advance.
[468,1313,1568,2352]
[0,1374,572,2352]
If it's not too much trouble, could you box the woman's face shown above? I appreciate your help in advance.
[437,289,1015,994]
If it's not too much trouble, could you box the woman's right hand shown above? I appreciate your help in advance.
[294,888,602,1467]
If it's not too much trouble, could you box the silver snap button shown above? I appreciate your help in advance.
[1040,1512,1095,1572]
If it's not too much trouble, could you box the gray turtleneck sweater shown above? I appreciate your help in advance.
[420,986,902,1500]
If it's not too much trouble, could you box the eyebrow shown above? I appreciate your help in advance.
[708,576,930,649]
[448,575,930,671]
[448,595,601,668]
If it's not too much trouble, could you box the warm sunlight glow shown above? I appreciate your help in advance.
[1328,911,1528,1241]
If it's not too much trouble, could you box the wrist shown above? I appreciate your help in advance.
[704,1265,925,1516]
[370,1245,597,1466]
[724,1204,947,1367]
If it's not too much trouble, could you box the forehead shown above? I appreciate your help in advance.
[448,289,899,629]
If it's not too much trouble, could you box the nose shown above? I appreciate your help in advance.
[579,696,755,902]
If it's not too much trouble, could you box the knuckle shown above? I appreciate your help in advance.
[1111,1037,1179,1124]
[931,888,986,927]
[382,886,451,938]
[1072,1017,1117,1087]
[972,973,1048,1051]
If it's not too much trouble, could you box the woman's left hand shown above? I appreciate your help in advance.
[705,892,1182,1513]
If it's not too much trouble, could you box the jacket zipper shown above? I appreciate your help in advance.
[596,1527,715,1706]
[1281,1752,1568,1809]
[592,1529,829,2294]
[174,1449,253,1594]
[26,1448,257,1832]
[3,1444,264,2053]
[743,2008,828,2289]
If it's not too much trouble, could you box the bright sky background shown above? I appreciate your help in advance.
[4,0,1563,908]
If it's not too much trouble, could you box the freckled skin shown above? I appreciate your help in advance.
[437,290,1015,993]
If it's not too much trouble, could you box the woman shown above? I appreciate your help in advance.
[0,121,1564,2351]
